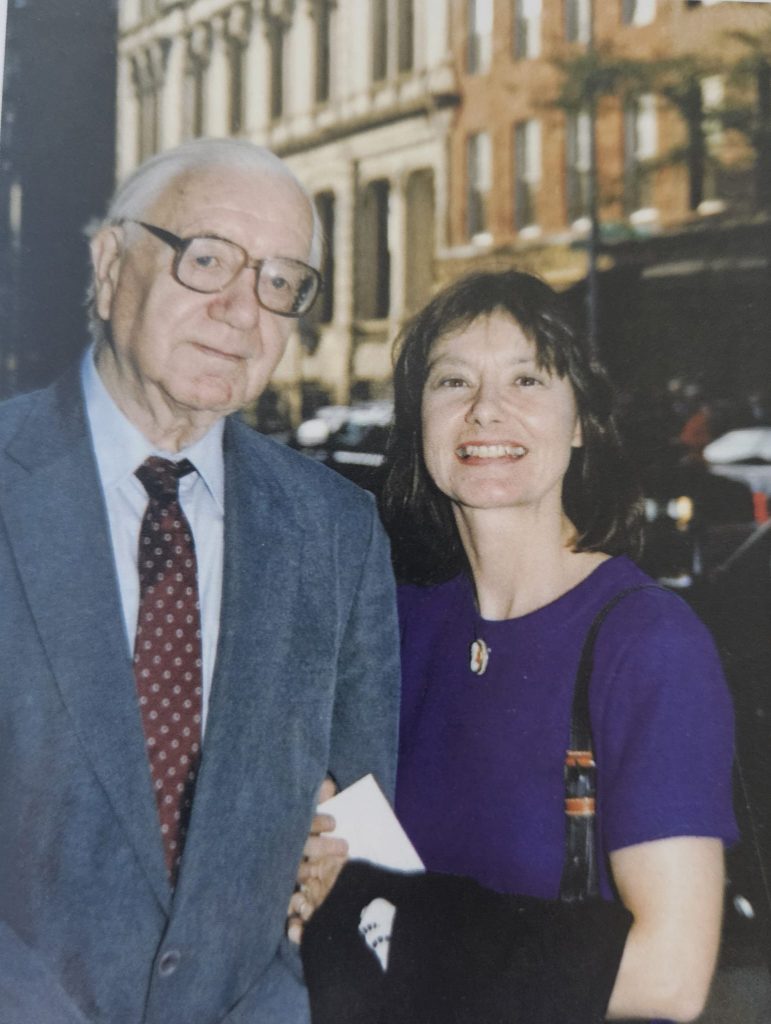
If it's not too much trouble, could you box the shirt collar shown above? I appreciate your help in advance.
[81,346,225,512]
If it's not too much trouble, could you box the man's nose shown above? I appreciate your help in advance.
[207,268,261,330]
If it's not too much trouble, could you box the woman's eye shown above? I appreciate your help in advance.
[515,375,541,387]
[439,377,468,388]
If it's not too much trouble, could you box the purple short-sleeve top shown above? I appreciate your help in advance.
[395,556,738,900]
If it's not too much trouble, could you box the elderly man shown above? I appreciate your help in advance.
[0,139,400,1024]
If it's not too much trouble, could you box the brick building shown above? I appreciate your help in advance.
[443,0,771,399]
[444,0,766,283]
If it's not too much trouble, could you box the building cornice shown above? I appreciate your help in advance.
[270,90,460,157]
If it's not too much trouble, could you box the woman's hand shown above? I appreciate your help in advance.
[287,777,349,944]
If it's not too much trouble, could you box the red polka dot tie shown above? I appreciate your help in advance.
[133,456,202,885]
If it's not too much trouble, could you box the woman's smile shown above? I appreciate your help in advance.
[422,313,582,517]
[455,442,528,461]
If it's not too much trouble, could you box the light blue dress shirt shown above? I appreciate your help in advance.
[81,347,225,736]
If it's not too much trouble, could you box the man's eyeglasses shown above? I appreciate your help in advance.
[125,220,322,318]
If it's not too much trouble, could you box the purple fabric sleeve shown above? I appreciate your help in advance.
[395,557,738,902]
[592,589,738,856]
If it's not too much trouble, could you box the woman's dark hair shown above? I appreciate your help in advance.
[379,269,644,584]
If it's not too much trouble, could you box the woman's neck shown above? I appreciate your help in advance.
[455,507,609,620]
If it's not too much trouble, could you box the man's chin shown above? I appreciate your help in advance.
[171,378,247,419]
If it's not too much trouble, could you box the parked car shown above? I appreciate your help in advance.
[704,427,771,513]
[292,401,393,493]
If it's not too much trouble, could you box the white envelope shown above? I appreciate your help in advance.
[318,774,425,872]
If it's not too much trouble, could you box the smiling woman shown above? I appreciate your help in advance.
[421,314,582,525]
[381,269,641,586]
[298,268,739,1024]
[379,270,737,1021]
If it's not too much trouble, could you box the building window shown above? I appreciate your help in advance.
[621,0,656,26]
[701,74,724,164]
[467,132,492,239]
[371,0,416,83]
[397,0,415,74]
[623,93,657,214]
[514,0,541,60]
[267,19,285,121]
[565,0,590,44]
[566,109,592,223]
[371,181,391,318]
[356,180,391,319]
[227,37,247,134]
[314,191,335,324]
[372,0,388,82]
[314,1,333,103]
[513,120,541,230]
[468,0,493,74]
[700,75,729,208]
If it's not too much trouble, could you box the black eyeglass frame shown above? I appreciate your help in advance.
[124,219,322,318]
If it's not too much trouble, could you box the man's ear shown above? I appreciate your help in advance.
[90,226,124,321]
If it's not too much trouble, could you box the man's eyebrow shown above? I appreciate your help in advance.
[188,230,234,242]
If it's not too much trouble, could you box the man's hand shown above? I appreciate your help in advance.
[287,777,349,944]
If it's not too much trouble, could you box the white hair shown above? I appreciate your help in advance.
[91,137,322,266]
[86,138,324,347]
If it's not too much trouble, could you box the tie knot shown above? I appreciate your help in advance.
[135,456,195,502]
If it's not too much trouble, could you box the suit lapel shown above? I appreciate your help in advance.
[1,370,170,908]
[177,420,306,884]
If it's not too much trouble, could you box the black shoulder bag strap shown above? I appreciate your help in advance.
[559,584,662,903]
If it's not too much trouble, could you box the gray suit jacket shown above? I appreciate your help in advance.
[0,367,401,1024]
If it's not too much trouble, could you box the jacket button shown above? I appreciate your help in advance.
[158,950,181,977]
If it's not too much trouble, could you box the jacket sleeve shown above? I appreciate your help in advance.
[220,504,401,1024]
[327,501,401,802]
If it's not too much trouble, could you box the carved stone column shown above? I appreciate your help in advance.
[117,52,141,177]
[207,15,229,135]
[129,38,170,162]
[223,2,252,135]
[289,0,316,117]
[336,160,357,402]
[388,170,407,328]
[259,0,296,126]
[245,2,273,137]
[160,32,186,148]
[183,21,213,139]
